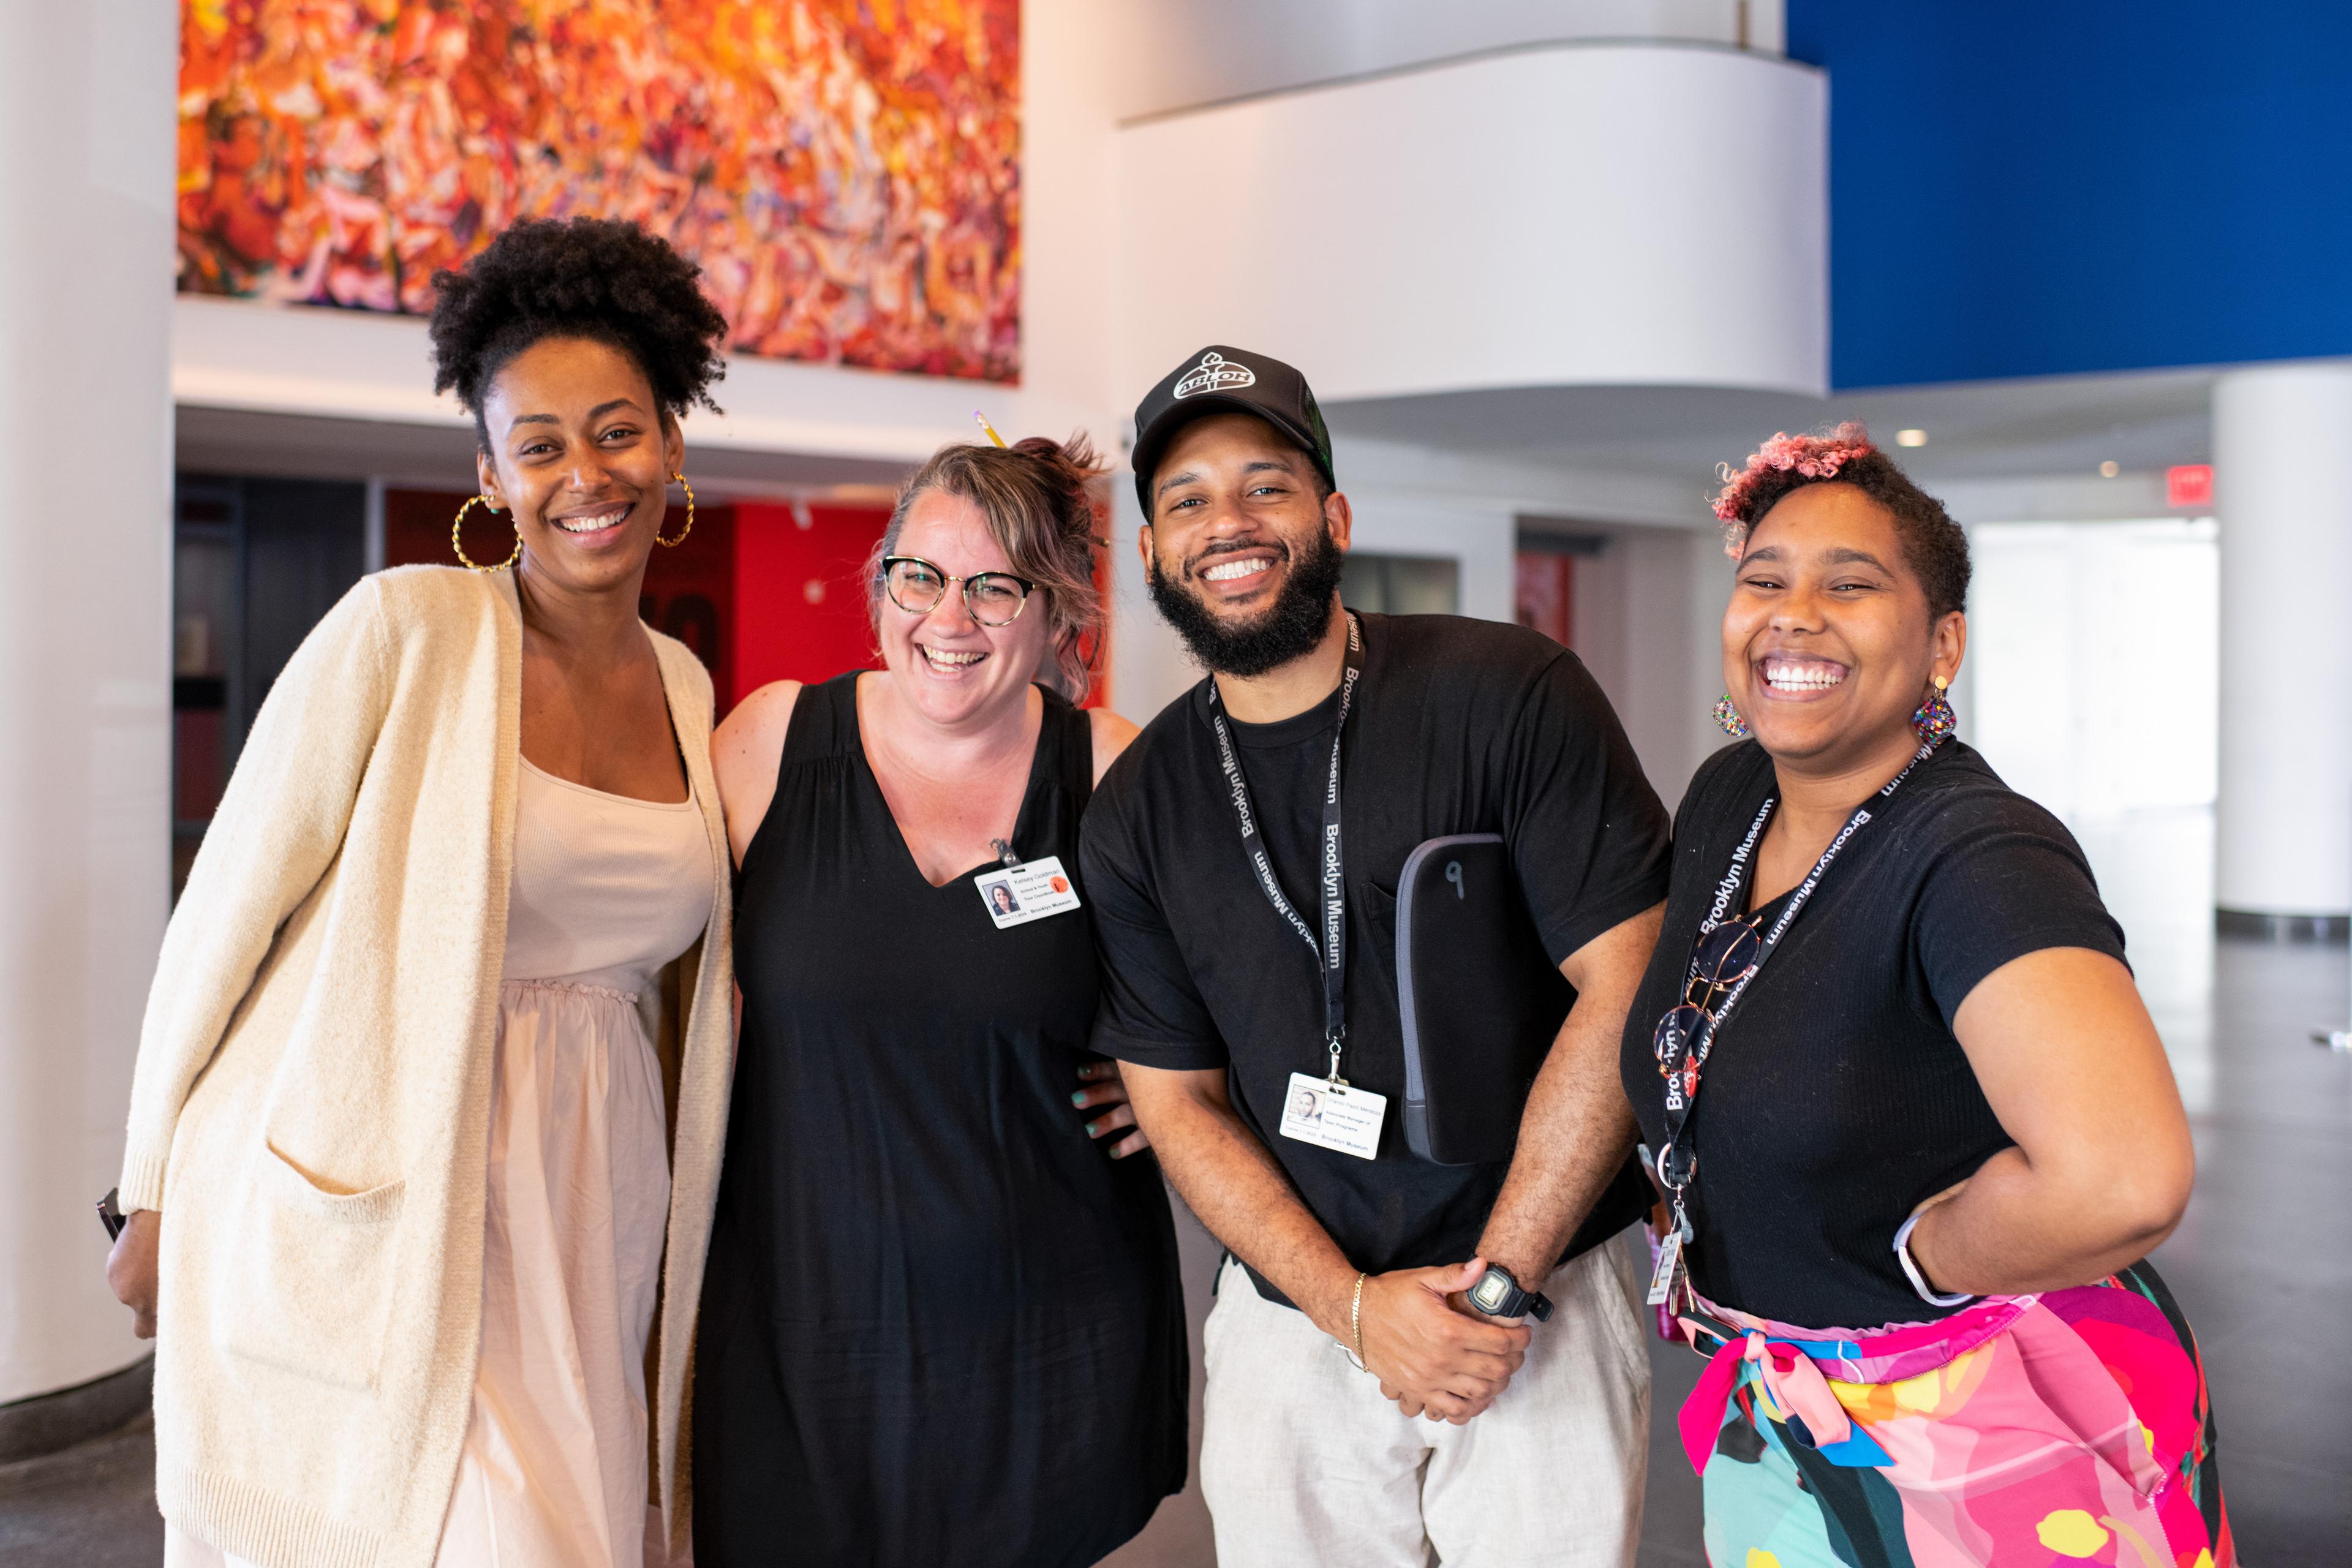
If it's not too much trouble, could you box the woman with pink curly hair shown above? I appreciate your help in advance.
[1618,428,2234,1566]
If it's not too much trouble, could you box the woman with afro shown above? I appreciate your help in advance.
[113,217,736,1568]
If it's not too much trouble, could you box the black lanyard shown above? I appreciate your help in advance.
[1653,742,1937,1232]
[1207,613,1365,1084]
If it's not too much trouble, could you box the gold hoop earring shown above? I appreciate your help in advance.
[657,474,693,547]
[452,495,521,571]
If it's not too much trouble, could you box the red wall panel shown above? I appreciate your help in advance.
[638,503,736,706]
[731,500,893,707]
[1514,552,1574,649]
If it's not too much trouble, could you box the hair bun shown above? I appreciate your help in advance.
[1006,434,1107,532]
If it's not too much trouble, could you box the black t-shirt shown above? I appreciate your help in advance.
[1619,738,2128,1330]
[1083,613,1672,1303]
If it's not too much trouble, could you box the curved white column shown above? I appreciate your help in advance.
[0,2,177,1403]
[2214,364,2352,919]
[1114,42,1826,402]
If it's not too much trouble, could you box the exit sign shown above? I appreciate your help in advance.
[2168,464,2214,508]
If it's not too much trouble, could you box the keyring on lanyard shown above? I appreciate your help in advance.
[1645,741,1939,1307]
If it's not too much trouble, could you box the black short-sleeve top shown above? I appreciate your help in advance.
[1082,612,1672,1300]
[1618,739,2129,1331]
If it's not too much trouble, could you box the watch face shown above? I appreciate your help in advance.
[1471,1273,1509,1311]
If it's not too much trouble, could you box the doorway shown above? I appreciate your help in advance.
[1966,516,2219,1099]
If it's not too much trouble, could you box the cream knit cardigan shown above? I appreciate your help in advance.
[118,565,736,1568]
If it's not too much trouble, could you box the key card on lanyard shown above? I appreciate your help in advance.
[1208,615,1387,1157]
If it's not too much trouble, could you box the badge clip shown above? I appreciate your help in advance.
[1646,1196,1694,1306]
[1646,1226,1685,1308]
[989,837,1022,869]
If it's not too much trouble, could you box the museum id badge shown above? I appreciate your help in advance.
[1645,1226,1684,1308]
[974,855,1083,930]
[1277,1071,1387,1161]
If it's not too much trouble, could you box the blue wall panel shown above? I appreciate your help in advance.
[1790,2,2352,388]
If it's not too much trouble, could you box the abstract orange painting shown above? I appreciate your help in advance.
[178,1,1021,382]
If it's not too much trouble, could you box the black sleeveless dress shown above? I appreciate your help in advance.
[693,674,1188,1567]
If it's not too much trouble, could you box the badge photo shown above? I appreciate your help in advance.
[1277,1070,1386,1161]
[976,854,1084,930]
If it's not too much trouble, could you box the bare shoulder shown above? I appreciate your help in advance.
[715,680,802,782]
[1088,706,1142,787]
[712,680,802,862]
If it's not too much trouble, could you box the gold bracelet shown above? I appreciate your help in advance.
[1346,1271,1368,1371]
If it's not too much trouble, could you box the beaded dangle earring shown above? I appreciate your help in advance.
[1713,694,1749,738]
[1912,676,1956,745]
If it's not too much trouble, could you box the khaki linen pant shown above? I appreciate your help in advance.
[1199,1241,1649,1568]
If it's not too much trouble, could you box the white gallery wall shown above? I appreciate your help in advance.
[0,0,178,1404]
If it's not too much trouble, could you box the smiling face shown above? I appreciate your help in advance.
[1141,412,1352,676]
[876,486,1054,731]
[475,336,683,597]
[1723,483,1967,776]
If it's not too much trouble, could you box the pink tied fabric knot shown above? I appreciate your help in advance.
[1711,422,1877,559]
[1678,1325,1855,1474]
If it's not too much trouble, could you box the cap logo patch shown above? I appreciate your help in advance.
[1173,352,1256,400]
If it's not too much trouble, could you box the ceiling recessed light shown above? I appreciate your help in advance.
[1896,428,1928,448]
[2098,460,2120,478]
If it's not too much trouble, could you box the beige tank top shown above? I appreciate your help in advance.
[500,756,712,995]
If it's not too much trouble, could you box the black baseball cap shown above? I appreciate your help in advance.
[1130,344,1336,514]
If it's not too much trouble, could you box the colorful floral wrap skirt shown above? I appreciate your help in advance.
[1677,1263,2233,1568]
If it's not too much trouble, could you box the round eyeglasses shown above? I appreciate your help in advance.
[881,555,1036,627]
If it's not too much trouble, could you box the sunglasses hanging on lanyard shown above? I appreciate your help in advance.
[1646,739,1940,1308]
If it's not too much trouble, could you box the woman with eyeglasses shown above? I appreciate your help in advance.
[694,435,1187,1566]
[1621,428,2233,1567]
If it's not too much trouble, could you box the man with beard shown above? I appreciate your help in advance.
[1079,346,1672,1566]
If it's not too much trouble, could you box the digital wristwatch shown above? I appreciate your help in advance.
[1465,1264,1554,1322]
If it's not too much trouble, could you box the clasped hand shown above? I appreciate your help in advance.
[1357,1258,1529,1423]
